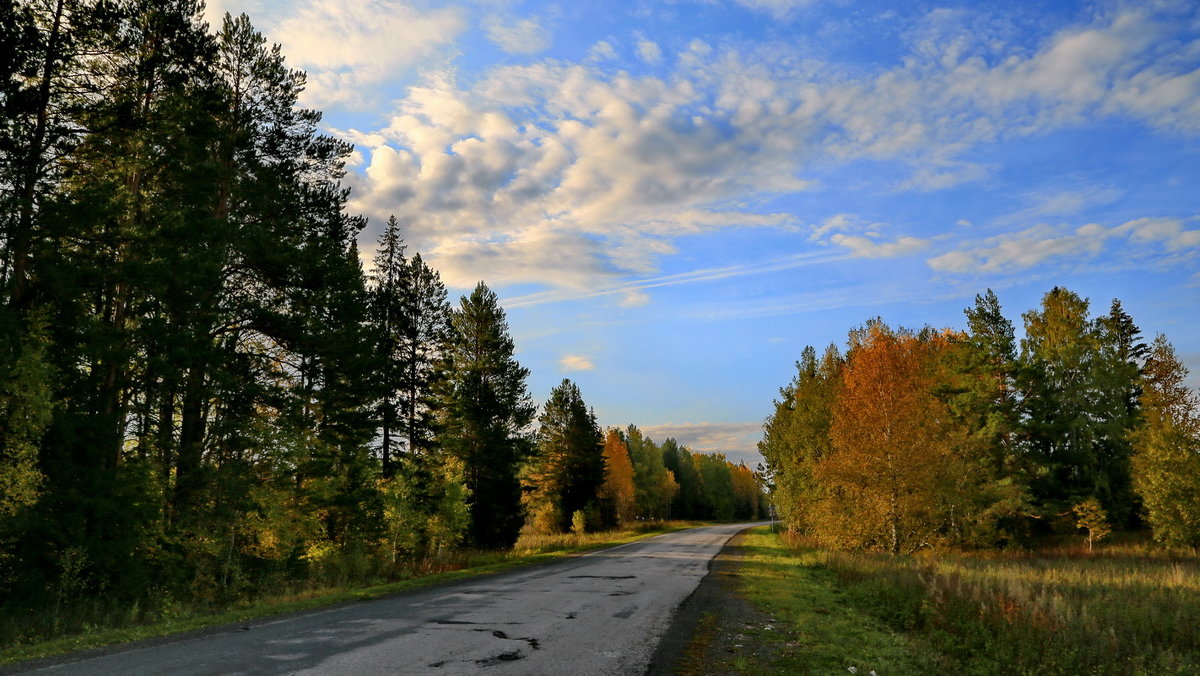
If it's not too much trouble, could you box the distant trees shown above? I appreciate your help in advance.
[762,286,1191,553]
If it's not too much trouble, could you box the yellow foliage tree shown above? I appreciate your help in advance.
[1132,336,1200,546]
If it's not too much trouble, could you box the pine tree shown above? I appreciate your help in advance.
[437,283,535,549]
[369,215,408,477]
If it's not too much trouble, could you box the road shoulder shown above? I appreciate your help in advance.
[645,528,777,675]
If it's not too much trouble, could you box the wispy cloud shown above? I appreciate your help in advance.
[928,216,1200,274]
[504,250,847,308]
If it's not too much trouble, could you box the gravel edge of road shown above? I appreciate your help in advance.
[644,526,773,675]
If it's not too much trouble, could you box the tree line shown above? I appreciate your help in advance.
[0,0,765,633]
[760,287,1200,553]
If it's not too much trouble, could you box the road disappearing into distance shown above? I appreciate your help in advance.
[22,523,754,675]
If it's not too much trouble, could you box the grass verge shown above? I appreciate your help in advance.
[727,527,1200,675]
[723,527,929,674]
[0,521,702,667]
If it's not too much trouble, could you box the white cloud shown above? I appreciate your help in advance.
[928,216,1200,274]
[588,40,618,62]
[351,63,816,290]
[618,290,651,307]
[484,15,552,55]
[269,0,465,109]
[637,39,663,64]
[729,0,817,20]
[829,233,930,258]
[559,354,595,371]
[344,6,1200,293]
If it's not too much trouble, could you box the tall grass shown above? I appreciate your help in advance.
[784,532,1200,674]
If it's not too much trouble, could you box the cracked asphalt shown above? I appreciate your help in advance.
[18,523,754,676]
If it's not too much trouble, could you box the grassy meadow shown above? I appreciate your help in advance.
[729,526,1200,674]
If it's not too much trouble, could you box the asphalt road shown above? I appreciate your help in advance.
[18,523,754,676]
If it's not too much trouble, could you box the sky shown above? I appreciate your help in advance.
[204,0,1200,468]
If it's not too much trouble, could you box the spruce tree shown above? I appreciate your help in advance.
[525,379,604,533]
[437,283,534,549]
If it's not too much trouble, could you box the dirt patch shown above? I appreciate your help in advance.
[646,530,779,675]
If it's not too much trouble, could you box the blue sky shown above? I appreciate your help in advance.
[205,0,1200,466]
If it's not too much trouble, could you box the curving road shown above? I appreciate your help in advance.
[17,523,754,676]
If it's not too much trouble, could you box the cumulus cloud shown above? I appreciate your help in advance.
[637,39,663,64]
[559,354,595,371]
[928,216,1200,273]
[484,15,552,54]
[345,5,1200,292]
[588,40,618,62]
[269,0,465,109]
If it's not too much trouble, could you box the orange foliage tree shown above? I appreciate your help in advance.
[599,429,637,526]
[817,322,974,554]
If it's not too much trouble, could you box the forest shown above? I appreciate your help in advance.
[0,0,765,644]
[761,287,1200,553]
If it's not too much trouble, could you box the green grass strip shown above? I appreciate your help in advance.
[727,526,931,675]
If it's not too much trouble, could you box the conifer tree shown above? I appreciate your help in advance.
[369,215,407,477]
[437,283,534,549]
[525,379,604,533]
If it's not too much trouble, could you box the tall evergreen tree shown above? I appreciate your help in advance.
[1018,288,1142,524]
[437,283,534,549]
[369,215,407,477]
[396,252,451,460]
[524,379,604,533]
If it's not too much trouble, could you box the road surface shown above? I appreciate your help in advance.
[17,523,753,675]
